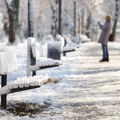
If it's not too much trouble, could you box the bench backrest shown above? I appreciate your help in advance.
[27,37,62,76]
[47,41,61,60]
[27,37,36,76]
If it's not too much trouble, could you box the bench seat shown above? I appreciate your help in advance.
[62,46,76,56]
[27,37,62,76]
[29,58,62,71]
[0,76,58,95]
[62,46,76,53]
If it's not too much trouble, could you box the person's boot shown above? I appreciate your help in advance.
[99,59,105,62]
[105,58,109,62]
[99,58,109,62]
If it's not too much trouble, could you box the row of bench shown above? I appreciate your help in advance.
[27,37,76,76]
[0,37,76,109]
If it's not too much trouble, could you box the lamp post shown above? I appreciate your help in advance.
[28,0,34,37]
[58,0,62,35]
[73,0,76,36]
[28,0,36,76]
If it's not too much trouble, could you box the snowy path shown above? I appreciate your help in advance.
[34,42,120,120]
[1,42,120,120]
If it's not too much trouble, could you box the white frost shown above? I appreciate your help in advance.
[0,47,18,74]
[6,0,13,5]
[0,76,49,95]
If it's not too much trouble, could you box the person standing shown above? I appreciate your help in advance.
[98,15,112,62]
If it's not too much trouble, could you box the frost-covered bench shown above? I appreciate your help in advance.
[0,76,59,109]
[0,48,18,108]
[56,35,76,56]
[0,46,60,109]
[79,34,91,43]
[27,37,62,76]
[62,46,76,56]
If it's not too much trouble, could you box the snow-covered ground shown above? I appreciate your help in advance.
[1,41,120,120]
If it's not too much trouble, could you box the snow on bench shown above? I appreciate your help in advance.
[0,47,19,108]
[79,34,91,43]
[0,76,59,108]
[29,58,62,71]
[62,46,76,52]
[47,41,62,60]
[62,46,76,56]
[0,48,18,74]
[56,35,77,56]
[0,76,58,95]
[27,37,62,76]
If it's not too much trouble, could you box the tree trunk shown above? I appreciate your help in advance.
[13,0,20,28]
[8,8,16,43]
[86,15,91,38]
[27,0,36,76]
[50,1,58,38]
[73,1,76,36]
[58,0,62,35]
[78,17,80,34]
[5,0,19,44]
[112,0,119,40]
[81,9,85,34]
[28,0,34,37]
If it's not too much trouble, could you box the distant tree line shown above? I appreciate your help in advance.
[2,0,120,44]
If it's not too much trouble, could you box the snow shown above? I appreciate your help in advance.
[29,58,62,71]
[79,34,91,43]
[56,34,65,48]
[95,0,104,5]
[1,41,120,119]
[0,47,18,74]
[27,37,36,46]
[56,35,79,51]
[27,37,48,58]
[48,41,61,52]
[31,42,43,58]
[41,42,48,57]
[0,13,3,32]
[27,38,62,76]
[62,46,76,52]
[42,34,54,42]
[36,58,62,67]
[0,76,49,95]
[29,35,84,59]
[6,0,13,5]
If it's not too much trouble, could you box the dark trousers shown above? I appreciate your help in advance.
[101,44,109,60]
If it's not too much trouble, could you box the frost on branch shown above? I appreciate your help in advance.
[6,0,13,6]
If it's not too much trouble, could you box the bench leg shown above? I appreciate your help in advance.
[1,75,7,109]
[63,52,66,56]
[31,57,36,76]
[32,71,36,76]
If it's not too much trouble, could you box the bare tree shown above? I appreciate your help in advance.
[5,0,20,44]
[49,0,58,38]
[28,0,34,37]
[27,0,36,76]
[112,0,120,40]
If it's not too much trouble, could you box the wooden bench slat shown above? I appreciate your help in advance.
[29,64,61,71]
[10,85,40,93]
[62,49,75,53]
[0,77,58,96]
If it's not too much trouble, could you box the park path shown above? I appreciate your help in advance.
[34,42,120,120]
